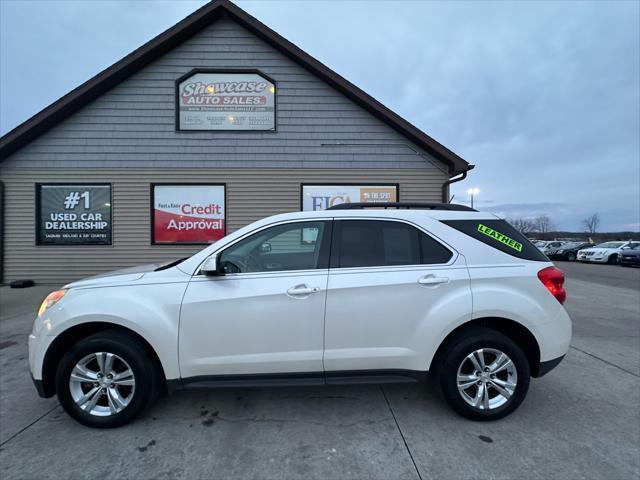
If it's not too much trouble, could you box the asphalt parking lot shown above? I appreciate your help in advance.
[0,262,638,479]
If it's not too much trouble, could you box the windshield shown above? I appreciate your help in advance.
[595,242,625,249]
[561,242,580,249]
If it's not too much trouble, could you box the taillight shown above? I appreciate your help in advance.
[537,266,566,304]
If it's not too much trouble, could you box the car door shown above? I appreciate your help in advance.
[323,218,471,376]
[179,220,332,379]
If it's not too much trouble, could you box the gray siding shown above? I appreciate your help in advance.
[1,17,445,171]
[0,167,446,284]
[0,15,452,283]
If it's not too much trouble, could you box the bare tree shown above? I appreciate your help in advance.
[508,217,536,234]
[533,215,554,234]
[582,214,600,234]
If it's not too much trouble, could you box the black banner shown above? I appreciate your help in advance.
[36,184,112,245]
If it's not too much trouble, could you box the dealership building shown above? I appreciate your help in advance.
[0,0,472,284]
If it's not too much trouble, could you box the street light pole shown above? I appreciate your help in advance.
[467,188,480,209]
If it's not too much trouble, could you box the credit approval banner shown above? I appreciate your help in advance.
[152,185,225,244]
[302,185,398,211]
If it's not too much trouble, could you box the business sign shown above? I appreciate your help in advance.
[152,185,225,244]
[177,71,275,131]
[301,185,398,211]
[36,184,112,245]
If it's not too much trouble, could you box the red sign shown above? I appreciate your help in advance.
[152,185,225,244]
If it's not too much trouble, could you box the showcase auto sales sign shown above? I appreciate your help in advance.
[178,72,275,131]
[153,185,225,244]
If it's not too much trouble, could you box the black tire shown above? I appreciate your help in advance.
[55,330,160,428]
[437,328,530,421]
[608,254,618,265]
[567,252,576,262]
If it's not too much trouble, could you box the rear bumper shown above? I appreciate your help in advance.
[535,355,565,377]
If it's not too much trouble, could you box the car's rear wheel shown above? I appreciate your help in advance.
[567,252,576,261]
[608,254,619,265]
[437,328,530,421]
[55,330,160,428]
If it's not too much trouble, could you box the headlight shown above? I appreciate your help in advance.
[38,289,67,317]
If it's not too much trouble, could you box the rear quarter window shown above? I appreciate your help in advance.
[442,219,548,261]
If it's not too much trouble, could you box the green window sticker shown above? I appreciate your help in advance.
[477,223,523,252]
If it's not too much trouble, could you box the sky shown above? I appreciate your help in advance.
[1,0,638,232]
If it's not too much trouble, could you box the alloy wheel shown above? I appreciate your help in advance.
[456,348,518,410]
[68,352,136,416]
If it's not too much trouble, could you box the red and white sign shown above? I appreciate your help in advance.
[153,185,225,244]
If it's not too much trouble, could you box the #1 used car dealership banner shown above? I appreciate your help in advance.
[152,185,225,244]
[177,71,275,131]
[36,184,112,245]
[302,185,398,211]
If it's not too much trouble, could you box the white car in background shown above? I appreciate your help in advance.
[536,241,566,255]
[577,241,639,264]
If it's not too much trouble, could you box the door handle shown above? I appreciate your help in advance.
[286,284,320,297]
[418,275,449,287]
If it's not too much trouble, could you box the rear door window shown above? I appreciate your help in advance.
[442,219,548,261]
[331,220,452,268]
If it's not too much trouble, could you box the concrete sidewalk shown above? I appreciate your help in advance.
[0,271,638,479]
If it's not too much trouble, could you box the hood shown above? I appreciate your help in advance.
[63,263,160,289]
[620,249,640,257]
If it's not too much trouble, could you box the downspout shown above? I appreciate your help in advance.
[442,165,474,203]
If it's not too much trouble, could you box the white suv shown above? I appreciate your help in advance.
[29,203,571,428]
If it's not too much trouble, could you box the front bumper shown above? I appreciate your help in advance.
[536,355,565,377]
[577,255,607,262]
[31,374,49,398]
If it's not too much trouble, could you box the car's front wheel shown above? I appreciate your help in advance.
[55,330,160,428]
[437,328,530,421]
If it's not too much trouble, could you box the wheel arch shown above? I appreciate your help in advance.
[430,317,543,378]
[39,322,167,398]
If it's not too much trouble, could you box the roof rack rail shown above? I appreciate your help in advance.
[327,202,476,211]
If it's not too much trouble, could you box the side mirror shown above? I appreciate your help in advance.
[201,255,222,276]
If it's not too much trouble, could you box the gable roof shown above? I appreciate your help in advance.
[0,0,471,175]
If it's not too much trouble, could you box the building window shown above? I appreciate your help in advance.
[36,184,112,246]
[151,184,226,245]
[301,184,399,211]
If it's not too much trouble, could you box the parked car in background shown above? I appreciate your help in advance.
[548,242,592,262]
[619,243,640,267]
[536,241,567,255]
[577,241,639,264]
